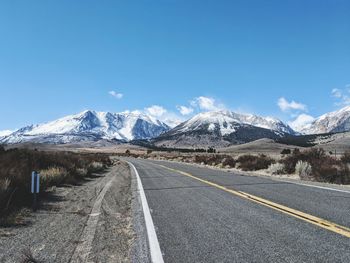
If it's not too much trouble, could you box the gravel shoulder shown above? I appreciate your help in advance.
[0,160,134,263]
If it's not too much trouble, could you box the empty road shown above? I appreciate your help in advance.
[127,158,350,263]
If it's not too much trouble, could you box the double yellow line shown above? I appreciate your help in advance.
[157,164,350,238]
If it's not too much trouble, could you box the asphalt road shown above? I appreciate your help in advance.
[127,158,350,263]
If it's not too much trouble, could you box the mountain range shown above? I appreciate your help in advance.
[153,111,295,148]
[0,110,170,144]
[3,106,350,147]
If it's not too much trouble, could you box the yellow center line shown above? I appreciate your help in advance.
[156,164,350,239]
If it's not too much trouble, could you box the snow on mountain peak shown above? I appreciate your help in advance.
[0,110,170,144]
[176,110,294,136]
[301,106,350,134]
[0,130,13,137]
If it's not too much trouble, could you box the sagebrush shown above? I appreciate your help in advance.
[0,148,111,223]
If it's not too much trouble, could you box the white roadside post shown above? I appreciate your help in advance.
[31,171,40,211]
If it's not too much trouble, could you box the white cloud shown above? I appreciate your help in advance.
[331,88,342,98]
[331,86,350,106]
[176,105,194,115]
[161,113,184,128]
[109,91,123,99]
[145,105,167,117]
[0,130,12,137]
[288,114,315,131]
[191,96,225,111]
[277,97,307,112]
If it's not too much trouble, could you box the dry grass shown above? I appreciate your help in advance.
[89,161,105,171]
[0,148,112,223]
[40,167,68,188]
[0,178,10,191]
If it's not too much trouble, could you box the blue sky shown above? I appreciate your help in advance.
[0,0,349,131]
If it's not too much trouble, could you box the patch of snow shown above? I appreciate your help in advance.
[208,123,216,131]
[0,130,13,137]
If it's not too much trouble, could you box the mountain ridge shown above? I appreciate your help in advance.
[0,110,170,144]
[152,110,296,148]
[4,106,350,146]
[301,106,350,134]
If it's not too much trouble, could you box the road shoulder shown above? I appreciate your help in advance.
[0,161,133,263]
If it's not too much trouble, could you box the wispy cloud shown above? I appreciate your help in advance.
[277,97,307,112]
[176,105,194,115]
[331,85,350,106]
[331,88,342,98]
[109,91,123,99]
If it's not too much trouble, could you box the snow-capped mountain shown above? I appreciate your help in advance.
[301,106,350,134]
[153,110,295,148]
[174,110,295,135]
[0,130,12,137]
[0,110,170,144]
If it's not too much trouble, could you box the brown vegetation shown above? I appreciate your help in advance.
[118,146,350,185]
[0,147,111,224]
[280,148,350,184]
[237,154,275,171]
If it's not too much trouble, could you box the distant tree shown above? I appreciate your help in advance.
[293,148,300,155]
[207,147,216,153]
[147,149,153,154]
[125,149,131,155]
[281,148,291,155]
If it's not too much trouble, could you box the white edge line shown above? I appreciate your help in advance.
[128,161,165,263]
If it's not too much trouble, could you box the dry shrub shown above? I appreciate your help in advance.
[193,154,236,167]
[194,155,208,165]
[281,148,326,174]
[0,148,112,220]
[75,168,88,177]
[221,156,236,168]
[40,167,68,188]
[281,148,350,184]
[295,161,312,179]
[90,161,104,170]
[341,151,350,163]
[280,148,291,155]
[237,154,275,171]
[267,163,285,175]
